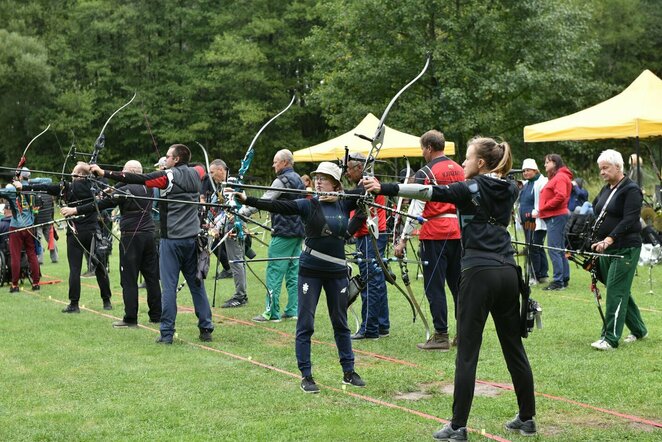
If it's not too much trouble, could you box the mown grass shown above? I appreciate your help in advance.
[0,231,660,441]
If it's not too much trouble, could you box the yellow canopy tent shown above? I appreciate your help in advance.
[524,70,662,142]
[293,113,455,162]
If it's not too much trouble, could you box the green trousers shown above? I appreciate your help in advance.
[262,236,302,320]
[598,246,647,347]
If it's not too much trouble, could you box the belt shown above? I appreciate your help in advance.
[429,213,458,219]
[303,246,346,266]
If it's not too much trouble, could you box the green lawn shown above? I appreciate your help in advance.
[0,232,660,441]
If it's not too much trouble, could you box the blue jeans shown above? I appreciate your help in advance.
[356,233,389,336]
[296,273,354,377]
[159,238,214,339]
[545,214,570,284]
[525,229,549,280]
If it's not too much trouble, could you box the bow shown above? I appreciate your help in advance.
[393,157,431,340]
[86,92,137,267]
[355,54,430,326]
[232,94,296,240]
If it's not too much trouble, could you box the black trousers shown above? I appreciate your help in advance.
[419,239,462,333]
[66,230,112,304]
[120,232,161,323]
[452,265,535,427]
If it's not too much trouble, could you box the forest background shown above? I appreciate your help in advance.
[1,0,661,182]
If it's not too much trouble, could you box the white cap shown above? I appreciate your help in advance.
[154,156,167,168]
[522,158,539,171]
[311,162,342,182]
[20,167,30,178]
[0,204,5,212]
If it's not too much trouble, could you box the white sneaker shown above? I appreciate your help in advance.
[591,339,614,351]
[624,333,648,344]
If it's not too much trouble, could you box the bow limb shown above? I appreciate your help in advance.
[369,233,417,324]
[16,124,51,179]
[233,94,296,240]
[399,253,431,340]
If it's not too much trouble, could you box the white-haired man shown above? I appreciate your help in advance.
[239,149,305,321]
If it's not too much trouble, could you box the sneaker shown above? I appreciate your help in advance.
[215,269,233,280]
[137,282,147,289]
[563,279,570,288]
[252,315,281,323]
[451,335,458,347]
[103,300,113,311]
[149,318,161,324]
[351,332,379,340]
[624,333,648,344]
[591,338,615,351]
[9,285,20,293]
[61,304,80,313]
[432,423,468,441]
[221,296,248,308]
[505,414,537,436]
[417,332,450,351]
[112,320,138,328]
[379,329,390,338]
[81,270,95,278]
[199,328,213,342]
[342,371,366,387]
[543,282,565,291]
[282,313,298,320]
[31,284,40,291]
[300,375,320,394]
[155,335,173,344]
[538,277,549,284]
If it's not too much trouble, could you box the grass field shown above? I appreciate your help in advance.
[0,231,660,441]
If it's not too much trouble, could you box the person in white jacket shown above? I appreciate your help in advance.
[518,158,549,284]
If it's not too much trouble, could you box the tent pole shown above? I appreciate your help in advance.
[636,136,642,188]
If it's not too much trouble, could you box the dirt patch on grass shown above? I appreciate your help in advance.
[394,391,433,401]
[416,380,504,397]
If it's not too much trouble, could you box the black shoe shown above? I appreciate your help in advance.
[31,284,40,291]
[351,332,379,340]
[300,375,320,394]
[433,423,468,441]
[199,328,213,342]
[563,279,570,287]
[505,414,537,436]
[378,329,390,338]
[81,270,95,278]
[103,300,113,310]
[215,269,233,280]
[155,335,173,344]
[62,304,80,313]
[9,285,20,293]
[112,320,138,328]
[543,282,565,291]
[221,296,248,308]
[149,318,161,324]
[342,371,366,387]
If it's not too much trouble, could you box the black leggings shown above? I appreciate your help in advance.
[66,231,112,304]
[452,265,535,427]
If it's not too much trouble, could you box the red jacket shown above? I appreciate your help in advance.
[538,166,573,219]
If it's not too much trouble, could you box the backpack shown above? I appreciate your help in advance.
[565,212,596,252]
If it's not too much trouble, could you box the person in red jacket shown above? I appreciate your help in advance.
[535,154,573,290]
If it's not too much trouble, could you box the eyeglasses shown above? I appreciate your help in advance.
[314,175,330,182]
